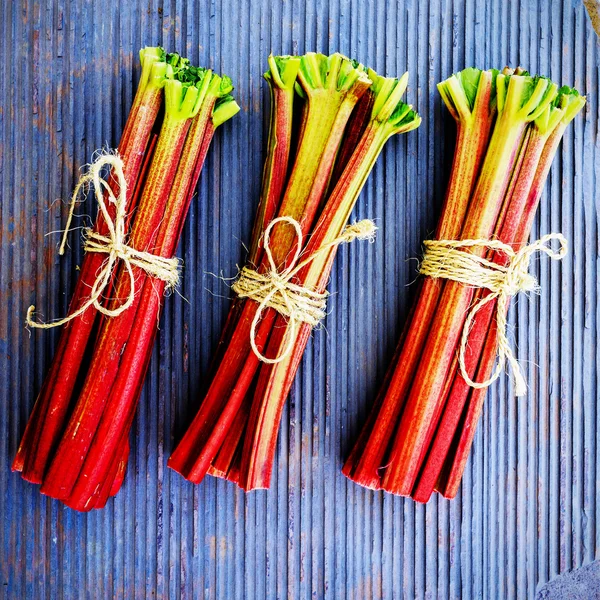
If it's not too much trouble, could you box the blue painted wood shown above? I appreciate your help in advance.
[1,0,598,598]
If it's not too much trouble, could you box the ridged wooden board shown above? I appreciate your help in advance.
[1,0,598,598]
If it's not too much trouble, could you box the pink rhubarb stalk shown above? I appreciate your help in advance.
[13,48,170,482]
[40,74,210,500]
[423,90,585,501]
[343,68,497,488]
[168,53,372,484]
[380,73,557,496]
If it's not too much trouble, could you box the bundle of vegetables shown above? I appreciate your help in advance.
[14,47,240,511]
[168,53,421,490]
[343,67,585,502]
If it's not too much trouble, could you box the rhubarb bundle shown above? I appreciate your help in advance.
[168,53,421,490]
[344,67,585,502]
[15,48,239,511]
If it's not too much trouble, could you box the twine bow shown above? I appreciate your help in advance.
[26,153,180,329]
[232,216,377,364]
[419,233,568,396]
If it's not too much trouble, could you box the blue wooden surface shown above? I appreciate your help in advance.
[1,0,599,598]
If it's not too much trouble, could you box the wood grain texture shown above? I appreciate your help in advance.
[0,0,598,598]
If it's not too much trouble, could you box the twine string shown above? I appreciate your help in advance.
[26,153,180,329]
[232,216,377,364]
[419,233,568,396]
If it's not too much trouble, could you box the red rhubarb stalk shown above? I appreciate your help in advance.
[426,90,585,501]
[408,120,536,479]
[381,73,558,496]
[208,390,251,479]
[64,85,240,510]
[168,53,372,484]
[92,438,128,509]
[410,109,559,503]
[249,55,301,263]
[328,89,376,190]
[40,75,208,500]
[239,71,421,490]
[343,68,497,488]
[206,58,306,481]
[13,49,170,482]
[110,440,130,497]
[209,82,378,484]
[210,56,300,376]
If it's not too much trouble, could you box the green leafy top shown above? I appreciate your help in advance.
[387,101,421,134]
[496,73,558,121]
[175,64,208,86]
[212,94,241,128]
[216,74,234,97]
[529,79,579,135]
[136,47,239,124]
[166,53,189,70]
[458,67,483,110]
[296,52,371,95]
[265,55,302,90]
[554,85,586,123]
[555,84,580,99]
[195,71,235,108]
[529,84,585,140]
[437,68,497,122]
[365,69,420,135]
[173,63,209,89]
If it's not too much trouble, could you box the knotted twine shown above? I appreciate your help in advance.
[26,153,180,329]
[419,234,568,396]
[232,216,377,364]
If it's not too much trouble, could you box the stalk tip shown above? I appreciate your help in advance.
[438,68,496,123]
[266,55,302,89]
[366,69,421,134]
[139,46,166,66]
[136,46,170,95]
[297,52,371,95]
[164,79,203,121]
[212,95,241,127]
[556,85,587,123]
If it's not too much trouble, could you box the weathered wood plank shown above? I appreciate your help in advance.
[0,0,598,598]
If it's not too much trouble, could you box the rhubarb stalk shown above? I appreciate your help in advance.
[381,73,558,496]
[343,68,497,488]
[168,53,372,484]
[239,71,421,490]
[423,89,585,501]
[211,56,301,376]
[40,74,210,500]
[13,48,171,482]
[249,55,301,262]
